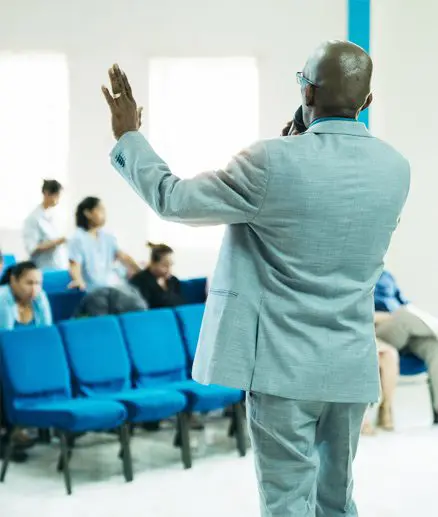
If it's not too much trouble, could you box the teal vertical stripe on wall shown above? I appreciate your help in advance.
[348,0,370,126]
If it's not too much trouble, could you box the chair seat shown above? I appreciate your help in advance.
[162,381,244,413]
[400,353,427,376]
[13,398,127,432]
[94,389,187,423]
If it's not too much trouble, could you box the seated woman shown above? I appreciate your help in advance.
[130,242,186,308]
[0,261,52,461]
[0,261,52,330]
[68,197,140,291]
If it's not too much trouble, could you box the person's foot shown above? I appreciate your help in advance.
[0,438,29,463]
[433,411,438,424]
[11,429,37,449]
[142,421,161,432]
[361,419,376,436]
[377,404,394,431]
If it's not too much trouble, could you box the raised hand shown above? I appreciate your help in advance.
[102,64,143,140]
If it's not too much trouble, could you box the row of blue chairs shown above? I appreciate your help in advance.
[45,275,207,323]
[0,304,246,495]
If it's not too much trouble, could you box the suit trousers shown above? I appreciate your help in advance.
[247,393,367,517]
[375,307,438,410]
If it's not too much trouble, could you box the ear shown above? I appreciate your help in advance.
[360,92,373,112]
[304,85,315,107]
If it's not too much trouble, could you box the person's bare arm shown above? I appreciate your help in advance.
[33,237,66,254]
[116,251,141,276]
[68,261,86,290]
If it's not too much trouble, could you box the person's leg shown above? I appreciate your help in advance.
[376,308,434,351]
[376,340,399,430]
[316,402,368,517]
[407,336,438,421]
[247,392,324,517]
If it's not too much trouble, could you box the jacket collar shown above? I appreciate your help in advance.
[306,118,372,138]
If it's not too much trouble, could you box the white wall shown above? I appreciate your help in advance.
[372,1,438,311]
[0,0,346,277]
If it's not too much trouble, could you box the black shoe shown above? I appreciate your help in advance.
[0,444,29,463]
[434,412,438,424]
[142,421,161,432]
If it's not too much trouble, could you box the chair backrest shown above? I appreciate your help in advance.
[180,277,207,304]
[43,270,72,293]
[119,309,187,389]
[58,316,131,396]
[174,304,205,363]
[0,326,72,423]
[2,254,16,269]
[48,290,86,322]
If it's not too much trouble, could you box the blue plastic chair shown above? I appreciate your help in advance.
[48,290,86,322]
[58,316,191,468]
[0,325,131,494]
[174,304,205,364]
[43,270,72,293]
[400,353,428,376]
[180,277,207,304]
[2,255,16,269]
[119,309,246,457]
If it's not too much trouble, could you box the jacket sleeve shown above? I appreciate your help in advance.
[110,132,269,226]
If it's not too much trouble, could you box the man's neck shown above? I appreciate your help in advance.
[309,110,357,126]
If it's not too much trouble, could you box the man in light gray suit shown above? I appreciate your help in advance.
[103,41,410,516]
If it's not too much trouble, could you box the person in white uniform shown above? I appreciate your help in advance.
[22,180,67,270]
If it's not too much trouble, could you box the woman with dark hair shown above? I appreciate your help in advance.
[22,179,67,270]
[0,261,52,330]
[130,242,186,308]
[68,196,140,291]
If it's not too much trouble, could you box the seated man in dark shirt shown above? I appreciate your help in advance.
[130,242,186,308]
[375,270,438,423]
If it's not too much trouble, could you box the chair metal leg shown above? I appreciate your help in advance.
[0,429,14,482]
[177,412,192,469]
[119,423,133,482]
[232,402,247,457]
[38,428,51,444]
[59,432,72,495]
[57,433,74,472]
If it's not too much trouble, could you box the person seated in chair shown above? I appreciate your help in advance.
[68,197,140,291]
[0,261,52,330]
[374,270,438,424]
[0,261,52,462]
[130,242,187,309]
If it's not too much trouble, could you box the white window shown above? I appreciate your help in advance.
[147,57,259,248]
[0,53,69,229]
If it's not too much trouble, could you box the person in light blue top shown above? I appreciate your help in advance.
[68,196,140,292]
[0,261,52,330]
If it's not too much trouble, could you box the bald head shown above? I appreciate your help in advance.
[301,40,373,126]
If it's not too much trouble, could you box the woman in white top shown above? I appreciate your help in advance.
[23,180,67,270]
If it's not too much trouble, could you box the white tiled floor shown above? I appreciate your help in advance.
[2,378,438,517]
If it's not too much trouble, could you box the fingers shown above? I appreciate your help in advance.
[121,71,134,101]
[101,85,115,108]
[109,64,124,97]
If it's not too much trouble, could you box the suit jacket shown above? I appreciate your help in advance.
[111,119,410,403]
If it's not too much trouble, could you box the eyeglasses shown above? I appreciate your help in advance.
[296,71,318,88]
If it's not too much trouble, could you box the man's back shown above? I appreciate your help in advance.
[193,120,410,403]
